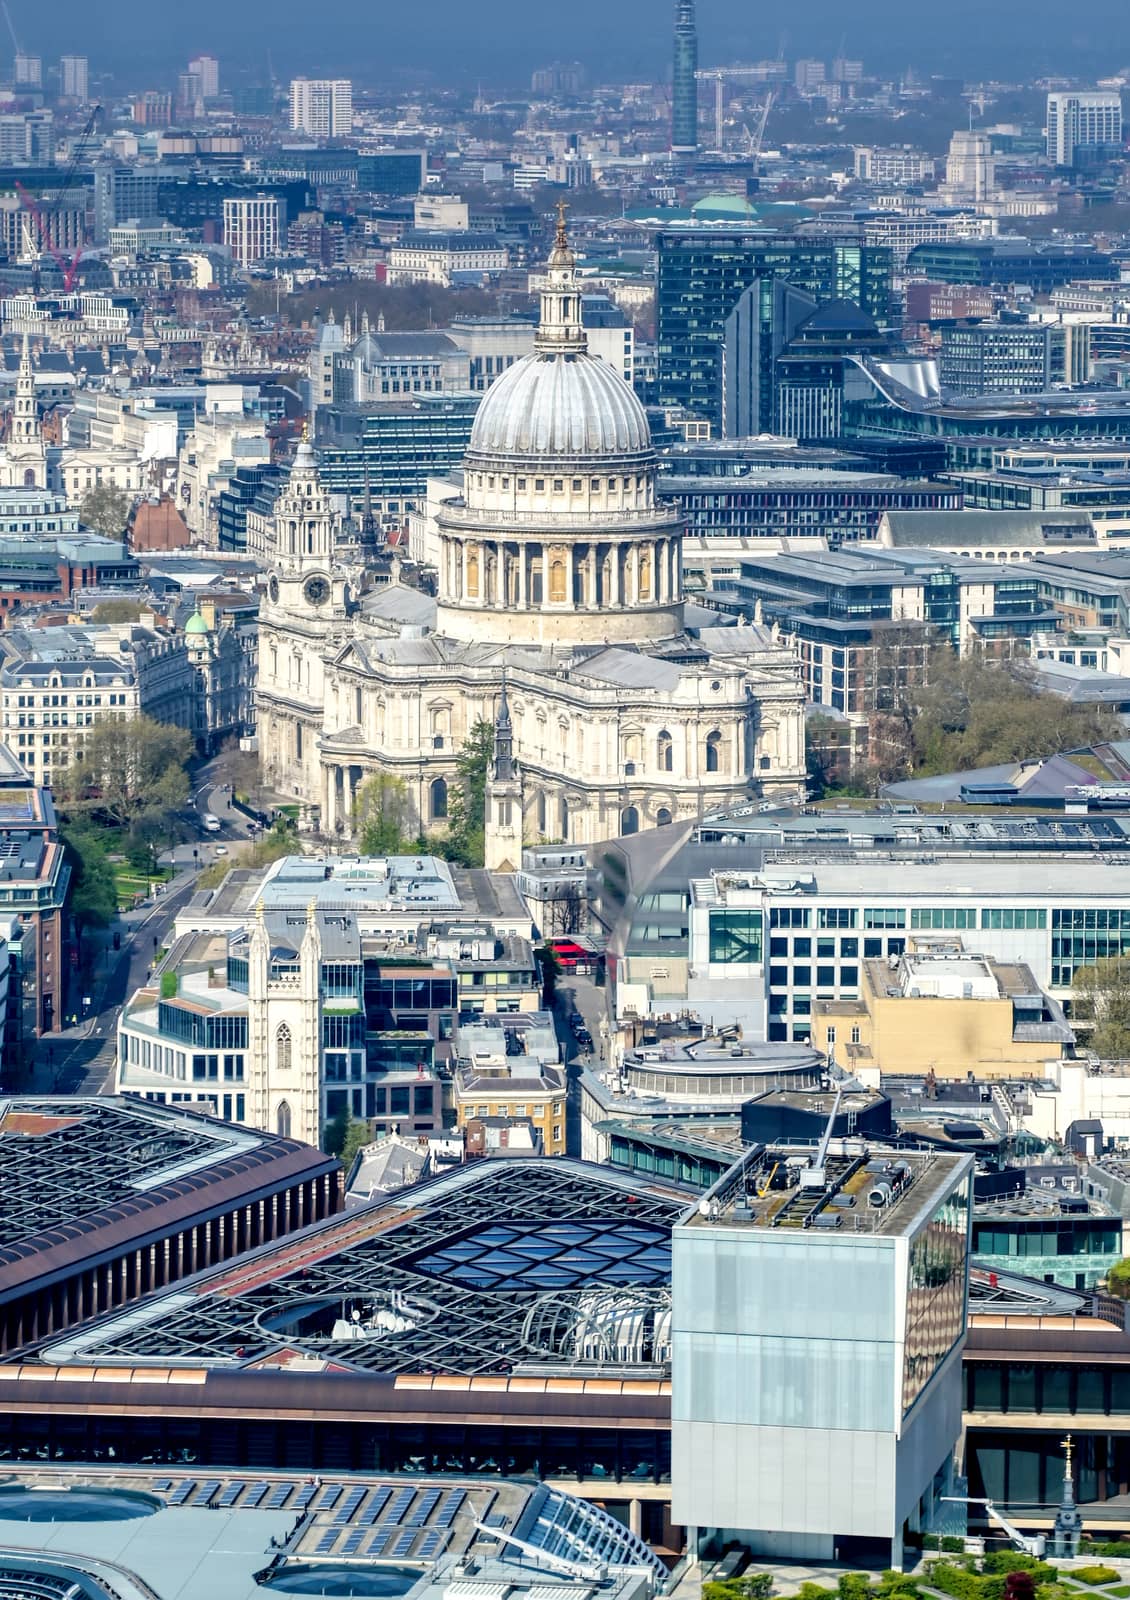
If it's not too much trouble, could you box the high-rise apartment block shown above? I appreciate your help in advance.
[289,78,353,138]
[671,0,698,155]
[58,55,88,101]
[1047,90,1123,166]
[794,58,827,94]
[188,54,219,99]
[13,54,40,88]
[223,194,280,267]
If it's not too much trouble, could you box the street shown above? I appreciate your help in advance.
[28,752,259,1098]
[552,968,609,1159]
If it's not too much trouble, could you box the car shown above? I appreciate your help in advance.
[576,1029,593,1051]
[213,844,228,856]
[202,813,221,833]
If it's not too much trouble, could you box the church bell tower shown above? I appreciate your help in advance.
[483,679,524,873]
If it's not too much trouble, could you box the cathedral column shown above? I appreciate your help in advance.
[343,766,355,827]
[655,539,665,603]
[585,545,597,608]
[609,543,621,608]
[627,543,639,605]
[460,540,468,603]
[324,766,337,835]
[517,542,528,610]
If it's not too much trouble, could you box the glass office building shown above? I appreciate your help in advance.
[656,233,892,431]
[672,1143,973,1565]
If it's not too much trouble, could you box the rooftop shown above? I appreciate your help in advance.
[33,1158,691,1377]
[687,1141,972,1239]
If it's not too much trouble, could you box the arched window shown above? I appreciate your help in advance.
[705,730,721,773]
[467,552,480,597]
[431,776,448,820]
[23,467,35,488]
[639,552,652,600]
[276,1100,291,1138]
[657,730,673,772]
[537,790,547,833]
[276,1022,292,1073]
[656,807,672,826]
[759,755,771,771]
[549,559,566,603]
[621,806,640,835]
[559,795,569,839]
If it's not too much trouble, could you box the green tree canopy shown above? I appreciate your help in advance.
[79,482,134,538]
[90,598,145,624]
[355,772,412,856]
[56,714,194,834]
[62,824,116,937]
[444,719,495,866]
[1073,957,1130,1059]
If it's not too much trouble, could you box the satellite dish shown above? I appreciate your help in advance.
[697,1196,713,1218]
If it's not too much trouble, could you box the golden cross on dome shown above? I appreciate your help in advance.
[555,198,569,249]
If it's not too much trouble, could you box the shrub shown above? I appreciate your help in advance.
[1072,1572,1120,1588]
[159,970,177,999]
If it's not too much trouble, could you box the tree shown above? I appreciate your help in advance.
[340,1114,373,1169]
[445,719,495,866]
[79,483,134,538]
[62,825,116,941]
[355,772,412,856]
[91,598,145,624]
[704,1578,775,1600]
[1073,957,1130,1059]
[546,882,584,938]
[56,715,194,835]
[1106,1258,1130,1300]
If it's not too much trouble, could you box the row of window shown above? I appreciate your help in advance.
[762,905,1059,932]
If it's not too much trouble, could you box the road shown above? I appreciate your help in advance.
[29,753,256,1098]
[552,969,609,1159]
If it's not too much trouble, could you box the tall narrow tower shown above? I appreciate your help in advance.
[672,0,699,157]
[483,679,524,874]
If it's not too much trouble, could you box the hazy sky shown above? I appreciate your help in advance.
[36,0,1130,84]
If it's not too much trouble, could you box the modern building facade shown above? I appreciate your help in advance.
[288,78,353,138]
[656,233,892,431]
[222,195,281,267]
[672,1143,973,1565]
[1047,90,1123,167]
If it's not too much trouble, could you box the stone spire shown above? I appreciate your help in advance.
[493,673,516,783]
[11,333,37,446]
[535,201,587,357]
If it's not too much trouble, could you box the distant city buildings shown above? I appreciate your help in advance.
[222,194,280,266]
[188,53,219,100]
[58,54,88,101]
[288,77,353,138]
[1047,89,1123,166]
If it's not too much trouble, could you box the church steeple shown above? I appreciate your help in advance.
[535,201,587,356]
[493,673,516,782]
[484,675,523,873]
[12,334,38,447]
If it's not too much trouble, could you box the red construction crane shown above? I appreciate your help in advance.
[15,104,100,292]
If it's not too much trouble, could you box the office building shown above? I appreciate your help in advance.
[1047,90,1123,167]
[288,77,353,139]
[939,320,1088,397]
[93,165,162,243]
[356,148,427,194]
[672,1142,972,1565]
[794,58,827,95]
[905,238,1118,291]
[313,395,480,520]
[812,940,1072,1080]
[12,54,39,88]
[656,232,892,431]
[58,54,88,101]
[386,231,509,286]
[596,807,1130,1043]
[222,194,280,267]
[671,0,698,155]
[853,147,935,185]
[188,53,219,100]
[971,1167,1121,1290]
[454,1013,567,1154]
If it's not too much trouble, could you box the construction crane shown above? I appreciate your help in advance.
[15,103,100,292]
[941,1496,1046,1558]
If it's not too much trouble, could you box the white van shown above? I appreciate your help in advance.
[202,813,221,833]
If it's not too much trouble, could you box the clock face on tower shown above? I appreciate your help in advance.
[268,574,279,603]
[304,574,330,607]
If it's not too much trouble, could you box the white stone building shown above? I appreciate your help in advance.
[256,216,807,845]
[0,336,46,489]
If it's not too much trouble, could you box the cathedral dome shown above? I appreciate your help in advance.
[468,349,651,461]
[466,208,651,465]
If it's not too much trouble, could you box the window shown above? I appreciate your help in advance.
[709,909,763,964]
[431,776,448,819]
[911,907,976,930]
[657,729,673,772]
[818,908,856,928]
[770,907,810,929]
[864,908,906,929]
[276,1100,291,1138]
[276,1022,292,1072]
[825,1027,836,1046]
[981,908,1047,930]
[704,729,721,772]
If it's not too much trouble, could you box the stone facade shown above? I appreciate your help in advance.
[257,220,806,846]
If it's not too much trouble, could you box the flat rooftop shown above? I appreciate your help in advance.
[687,1142,971,1239]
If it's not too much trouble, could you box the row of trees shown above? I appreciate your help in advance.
[808,639,1123,797]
